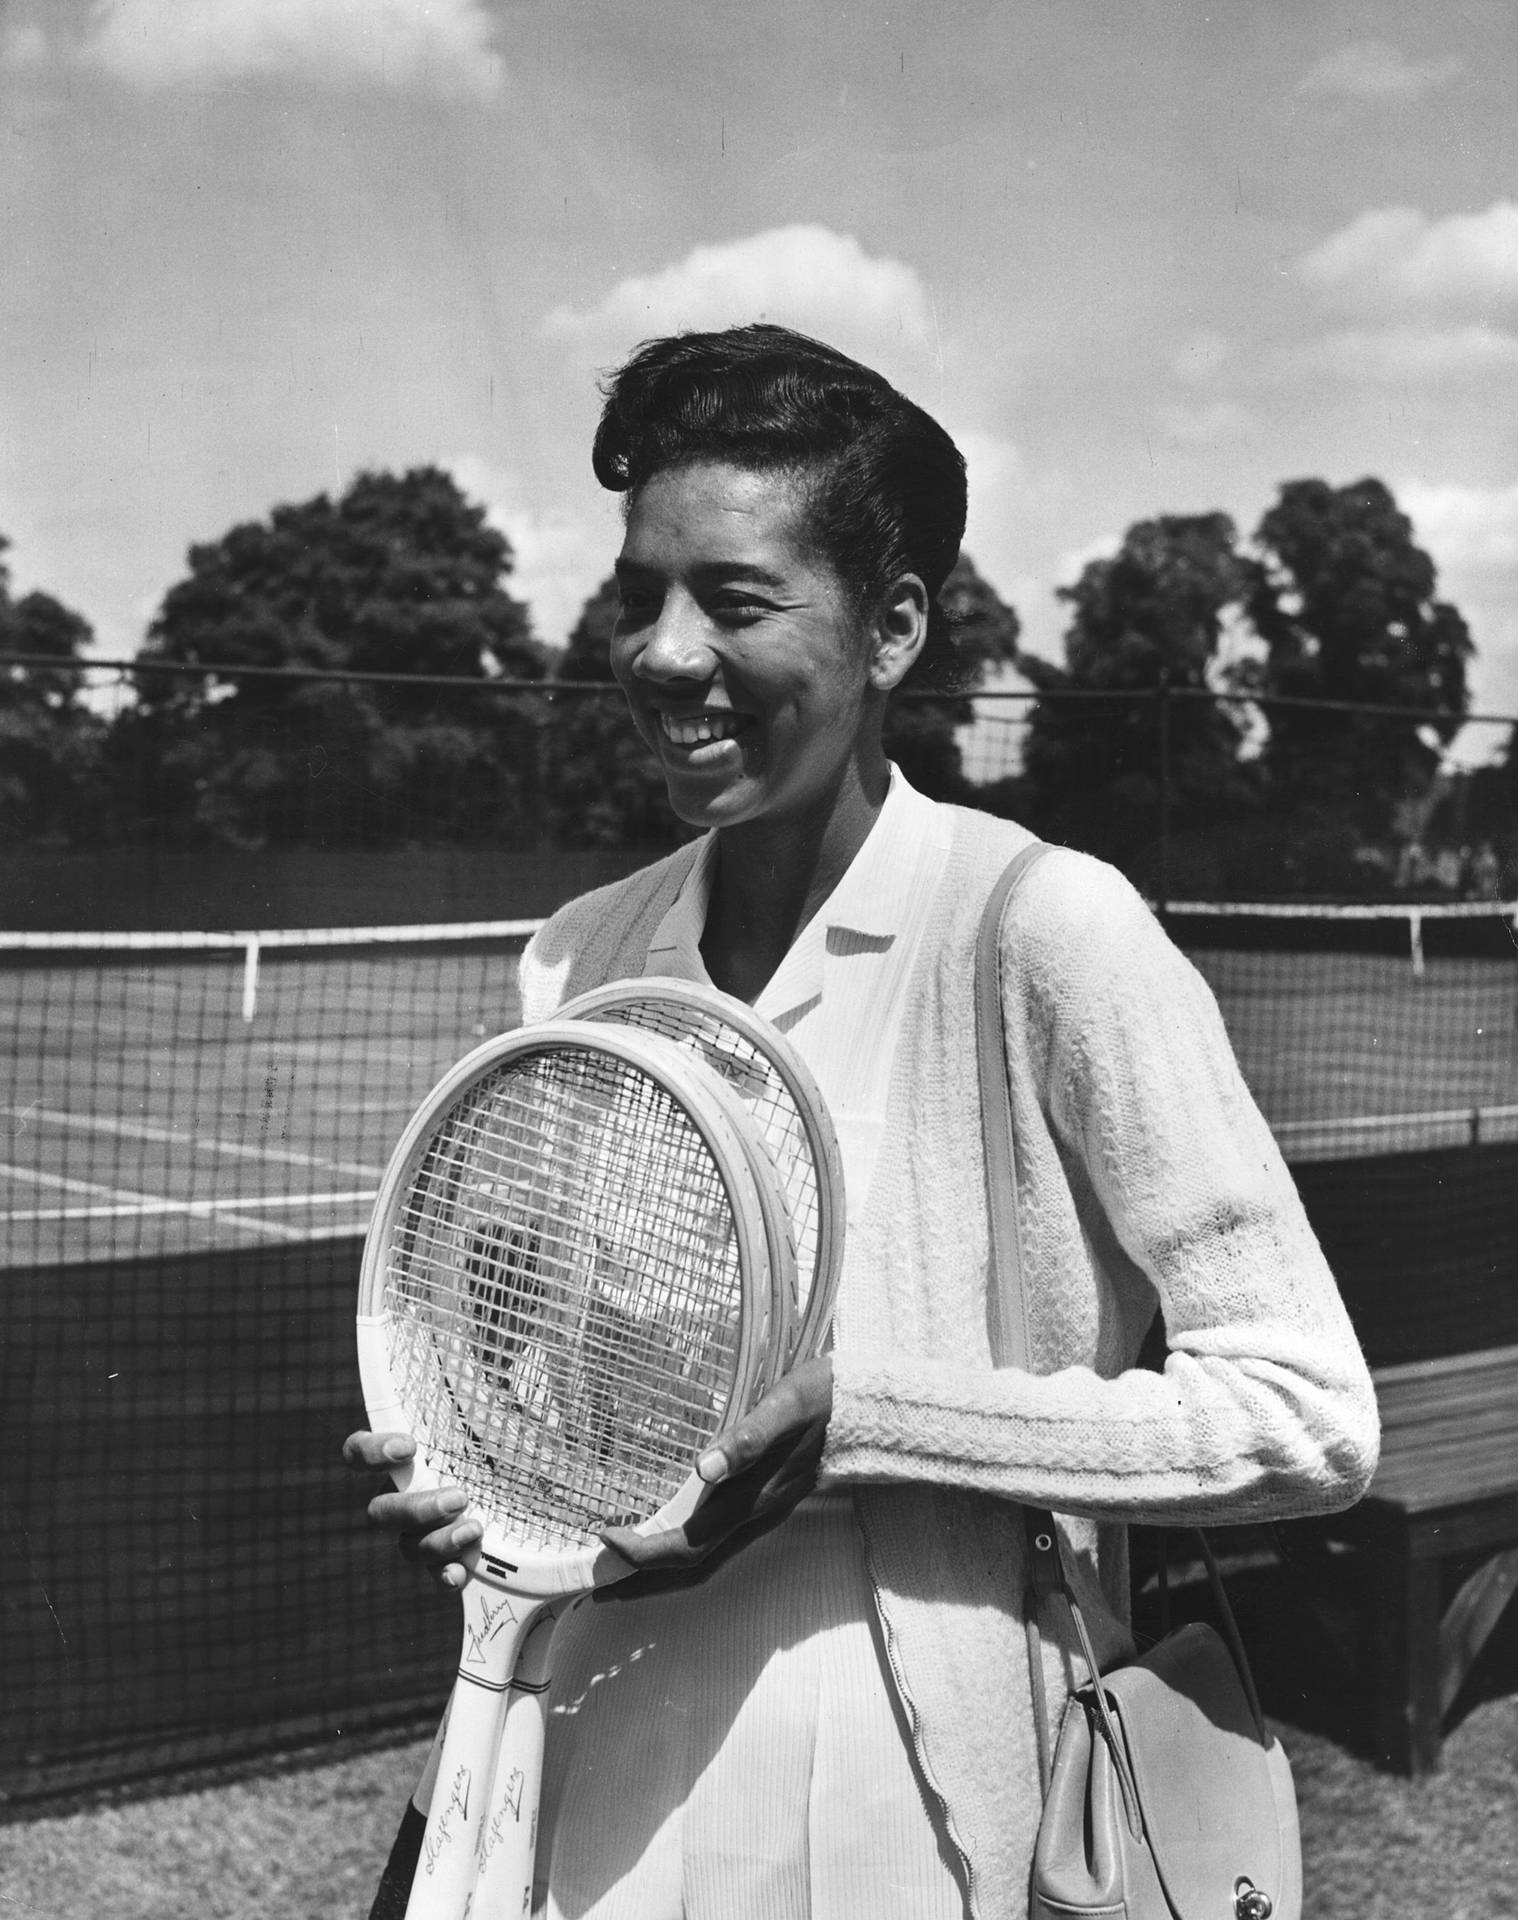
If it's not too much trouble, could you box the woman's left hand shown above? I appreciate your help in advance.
[599,1353,834,1574]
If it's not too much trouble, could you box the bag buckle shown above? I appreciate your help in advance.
[1234,1878,1273,1920]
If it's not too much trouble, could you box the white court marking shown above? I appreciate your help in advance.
[0,1161,311,1240]
[319,1099,422,1115]
[3,1104,384,1179]
[5,1172,375,1225]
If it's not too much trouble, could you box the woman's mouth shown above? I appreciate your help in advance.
[660,711,749,750]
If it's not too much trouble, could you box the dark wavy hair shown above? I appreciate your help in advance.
[592,324,969,690]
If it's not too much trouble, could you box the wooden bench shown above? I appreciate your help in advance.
[1310,1344,1518,1775]
[1286,1143,1518,1776]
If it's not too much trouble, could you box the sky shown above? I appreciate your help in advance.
[3,0,1517,739]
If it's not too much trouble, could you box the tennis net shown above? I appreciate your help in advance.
[1,920,539,1802]
[1,919,540,1272]
[1168,896,1518,1160]
[3,894,1516,1804]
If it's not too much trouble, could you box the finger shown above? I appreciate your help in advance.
[603,1444,810,1571]
[689,1455,817,1545]
[366,1484,463,1527]
[697,1382,806,1485]
[701,1397,830,1487]
[392,1514,482,1597]
[599,1462,814,1581]
[396,1522,479,1587]
[698,1358,833,1484]
[598,1521,706,1572]
[342,1429,415,1472]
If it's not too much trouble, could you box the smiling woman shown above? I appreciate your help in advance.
[608,462,922,997]
[597,327,967,1001]
[347,324,1379,1920]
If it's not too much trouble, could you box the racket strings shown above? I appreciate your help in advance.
[384,1046,749,1552]
[590,1002,821,1311]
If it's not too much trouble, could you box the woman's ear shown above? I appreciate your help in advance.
[867,574,930,692]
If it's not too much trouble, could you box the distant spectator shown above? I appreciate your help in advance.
[1395,840,1430,890]
[1470,840,1502,900]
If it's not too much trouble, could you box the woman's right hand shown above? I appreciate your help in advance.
[342,1429,480,1590]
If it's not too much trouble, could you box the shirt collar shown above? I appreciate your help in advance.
[805,765,944,943]
[641,765,945,1005]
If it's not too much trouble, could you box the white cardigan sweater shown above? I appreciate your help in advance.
[519,800,1379,1920]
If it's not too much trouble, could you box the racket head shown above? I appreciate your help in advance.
[558,977,845,1364]
[358,1019,789,1597]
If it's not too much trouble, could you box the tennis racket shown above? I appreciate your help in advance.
[470,982,847,1916]
[357,1017,793,1920]
[557,977,845,1365]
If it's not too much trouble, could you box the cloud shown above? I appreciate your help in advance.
[1154,399,1253,448]
[952,426,1030,589]
[1297,325,1518,381]
[1170,331,1230,384]
[1402,481,1518,573]
[1055,535,1121,590]
[1400,481,1518,716]
[955,428,1023,528]
[541,226,940,377]
[1299,41,1461,101]
[447,456,619,651]
[1298,202,1518,317]
[0,21,49,70]
[82,0,502,96]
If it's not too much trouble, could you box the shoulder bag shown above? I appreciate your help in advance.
[976,844,1302,1920]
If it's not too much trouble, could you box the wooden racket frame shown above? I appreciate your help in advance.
[356,1018,793,1919]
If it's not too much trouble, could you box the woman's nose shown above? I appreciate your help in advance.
[635,597,716,682]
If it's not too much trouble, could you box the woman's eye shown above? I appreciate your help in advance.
[709,596,769,624]
[615,590,656,626]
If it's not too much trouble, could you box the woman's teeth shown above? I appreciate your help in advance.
[663,713,744,747]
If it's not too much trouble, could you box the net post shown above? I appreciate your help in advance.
[1156,677,1172,924]
[241,936,262,1022]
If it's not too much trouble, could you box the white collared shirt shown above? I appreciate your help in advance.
[535,766,967,1918]
[640,767,953,1229]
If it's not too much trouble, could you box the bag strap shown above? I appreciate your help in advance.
[974,840,1053,1376]
[973,844,1270,1799]
[973,843,1069,1792]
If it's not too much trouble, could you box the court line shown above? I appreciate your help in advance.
[0,1162,308,1240]
[1275,1101,1518,1139]
[3,1104,384,1179]
[319,1099,424,1115]
[6,1182,376,1225]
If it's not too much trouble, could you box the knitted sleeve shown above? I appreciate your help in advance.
[823,857,1381,1526]
[515,845,702,1023]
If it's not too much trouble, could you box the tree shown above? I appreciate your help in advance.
[546,576,684,850]
[884,554,1022,801]
[120,468,548,847]
[1247,478,1473,862]
[1464,728,1518,894]
[1015,514,1256,880]
[0,539,103,842]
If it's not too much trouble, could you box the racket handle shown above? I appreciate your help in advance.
[406,1593,529,1920]
[470,1602,567,1916]
[367,1711,447,1920]
[369,1801,426,1920]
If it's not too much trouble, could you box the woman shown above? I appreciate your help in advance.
[348,324,1379,1919]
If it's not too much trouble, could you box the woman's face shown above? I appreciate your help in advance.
[611,461,885,838]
